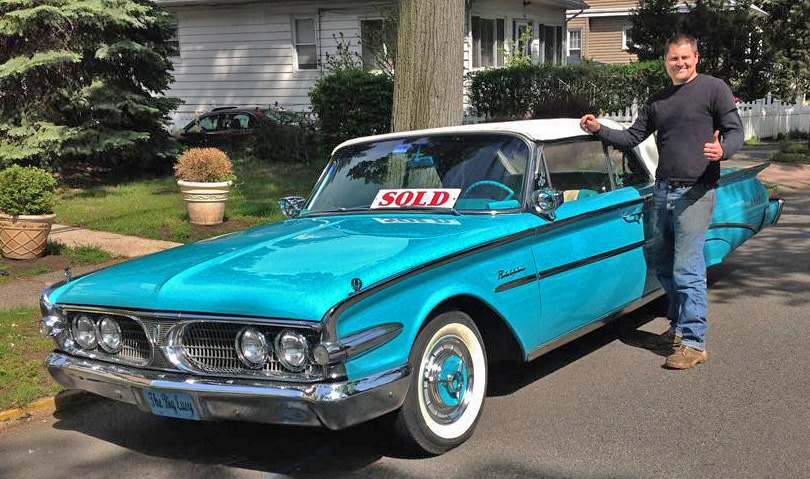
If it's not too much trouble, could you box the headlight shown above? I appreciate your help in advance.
[236,327,269,368]
[275,330,309,372]
[72,315,97,349]
[97,316,123,353]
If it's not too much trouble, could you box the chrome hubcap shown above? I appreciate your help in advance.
[421,335,474,425]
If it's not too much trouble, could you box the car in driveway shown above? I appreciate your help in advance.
[175,106,300,147]
[39,119,784,454]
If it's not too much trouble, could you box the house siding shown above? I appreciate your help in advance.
[587,16,637,64]
[161,0,571,129]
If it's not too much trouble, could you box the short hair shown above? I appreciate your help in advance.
[664,33,698,56]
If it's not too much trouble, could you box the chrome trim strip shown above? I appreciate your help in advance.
[527,289,666,361]
[315,322,403,365]
[494,239,650,293]
[719,162,770,184]
[321,196,651,341]
[58,305,318,331]
[709,223,759,233]
[773,198,786,225]
[46,352,411,430]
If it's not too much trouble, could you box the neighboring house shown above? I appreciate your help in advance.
[153,0,588,130]
[566,1,767,65]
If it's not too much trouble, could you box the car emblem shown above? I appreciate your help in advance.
[351,278,363,292]
[497,266,526,280]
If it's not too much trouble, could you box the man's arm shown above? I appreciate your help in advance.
[713,83,744,160]
[580,104,656,149]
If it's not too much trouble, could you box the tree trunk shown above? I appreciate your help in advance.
[392,0,465,132]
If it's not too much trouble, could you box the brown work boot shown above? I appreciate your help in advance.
[643,330,682,352]
[664,346,708,369]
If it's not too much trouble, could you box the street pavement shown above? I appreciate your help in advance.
[1,168,808,478]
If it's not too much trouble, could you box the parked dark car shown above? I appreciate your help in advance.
[176,106,297,147]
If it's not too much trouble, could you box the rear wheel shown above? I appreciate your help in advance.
[394,311,487,455]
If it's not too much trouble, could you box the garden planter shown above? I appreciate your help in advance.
[0,213,56,259]
[178,180,232,225]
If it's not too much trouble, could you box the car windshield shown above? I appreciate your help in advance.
[307,134,530,213]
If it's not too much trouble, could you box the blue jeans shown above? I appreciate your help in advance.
[650,181,716,351]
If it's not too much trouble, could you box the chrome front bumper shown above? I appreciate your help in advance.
[46,352,410,429]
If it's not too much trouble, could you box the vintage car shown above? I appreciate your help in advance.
[40,119,784,454]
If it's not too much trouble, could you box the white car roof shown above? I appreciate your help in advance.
[333,118,660,177]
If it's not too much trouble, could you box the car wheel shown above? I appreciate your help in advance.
[394,311,487,455]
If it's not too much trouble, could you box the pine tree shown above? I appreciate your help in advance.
[627,0,680,60]
[0,0,182,175]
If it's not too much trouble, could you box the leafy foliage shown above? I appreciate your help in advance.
[628,0,769,100]
[760,0,810,102]
[0,0,182,174]
[469,61,670,120]
[174,148,235,183]
[0,164,56,214]
[240,109,324,164]
[309,66,394,152]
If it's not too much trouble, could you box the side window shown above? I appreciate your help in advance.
[224,113,252,130]
[543,140,612,201]
[606,144,651,188]
[197,115,217,131]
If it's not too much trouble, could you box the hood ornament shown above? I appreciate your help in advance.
[64,266,73,283]
[350,278,363,293]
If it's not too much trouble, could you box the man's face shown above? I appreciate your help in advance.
[665,42,699,85]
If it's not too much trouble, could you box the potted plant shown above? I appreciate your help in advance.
[0,165,57,259]
[174,148,236,225]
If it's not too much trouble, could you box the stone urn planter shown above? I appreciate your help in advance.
[0,165,57,259]
[0,213,57,259]
[177,180,233,225]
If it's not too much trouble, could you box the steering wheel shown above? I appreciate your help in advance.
[462,180,515,201]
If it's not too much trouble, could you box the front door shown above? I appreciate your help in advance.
[531,139,649,347]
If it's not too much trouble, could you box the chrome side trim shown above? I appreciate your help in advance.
[46,352,411,430]
[772,198,786,225]
[719,162,770,184]
[527,289,665,361]
[709,223,759,233]
[321,196,651,341]
[495,239,650,293]
[314,322,403,365]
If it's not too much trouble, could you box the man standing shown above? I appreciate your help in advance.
[580,33,743,369]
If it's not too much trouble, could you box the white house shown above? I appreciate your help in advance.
[153,0,589,129]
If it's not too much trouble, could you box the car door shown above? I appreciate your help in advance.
[531,139,649,347]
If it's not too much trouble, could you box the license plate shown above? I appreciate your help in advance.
[144,389,200,420]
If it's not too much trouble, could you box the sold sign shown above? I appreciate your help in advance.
[370,189,461,209]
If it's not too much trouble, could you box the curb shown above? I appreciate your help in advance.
[0,390,92,424]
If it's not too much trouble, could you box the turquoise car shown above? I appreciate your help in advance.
[40,119,784,454]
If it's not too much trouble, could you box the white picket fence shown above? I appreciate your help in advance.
[603,94,810,140]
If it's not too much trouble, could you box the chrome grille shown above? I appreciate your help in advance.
[118,317,150,363]
[181,322,320,376]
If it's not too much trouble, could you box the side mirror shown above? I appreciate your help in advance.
[278,196,307,218]
[531,188,564,221]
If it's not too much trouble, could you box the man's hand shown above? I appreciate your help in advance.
[704,130,724,162]
[580,114,601,133]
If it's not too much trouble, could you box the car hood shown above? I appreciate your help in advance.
[49,214,534,321]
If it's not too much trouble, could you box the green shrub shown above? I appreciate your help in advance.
[0,165,57,215]
[239,107,325,163]
[309,68,394,151]
[174,148,236,183]
[469,61,670,120]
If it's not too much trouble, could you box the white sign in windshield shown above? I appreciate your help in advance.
[370,189,461,209]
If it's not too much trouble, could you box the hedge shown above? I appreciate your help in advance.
[469,61,671,120]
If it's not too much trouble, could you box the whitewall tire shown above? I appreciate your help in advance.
[394,311,487,455]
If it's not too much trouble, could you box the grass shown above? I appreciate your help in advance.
[54,159,324,243]
[744,137,763,146]
[772,139,810,165]
[0,307,61,411]
[0,243,117,284]
[44,242,117,264]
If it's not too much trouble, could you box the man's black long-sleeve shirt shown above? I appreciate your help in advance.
[596,74,744,185]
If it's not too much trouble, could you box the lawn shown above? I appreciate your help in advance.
[54,159,325,243]
[0,243,118,285]
[0,307,60,411]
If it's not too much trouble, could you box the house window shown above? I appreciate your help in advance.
[471,16,504,68]
[293,17,317,70]
[622,26,632,51]
[514,20,532,57]
[167,14,180,61]
[540,25,563,65]
[361,19,396,71]
[567,29,582,61]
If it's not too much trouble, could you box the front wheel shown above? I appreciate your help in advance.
[394,311,487,455]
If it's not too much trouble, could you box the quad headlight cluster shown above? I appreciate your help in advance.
[70,314,123,353]
[234,327,310,371]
